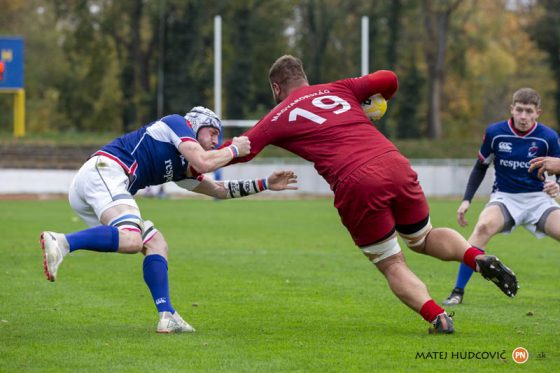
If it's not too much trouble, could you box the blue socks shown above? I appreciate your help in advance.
[454,246,485,291]
[454,262,475,290]
[143,254,174,314]
[66,226,119,252]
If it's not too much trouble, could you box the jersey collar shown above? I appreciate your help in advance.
[508,118,537,137]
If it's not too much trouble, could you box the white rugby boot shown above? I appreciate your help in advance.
[156,311,196,333]
[40,231,69,282]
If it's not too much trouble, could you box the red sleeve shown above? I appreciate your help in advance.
[220,120,273,165]
[342,70,398,102]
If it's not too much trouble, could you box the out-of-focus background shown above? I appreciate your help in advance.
[1,0,559,196]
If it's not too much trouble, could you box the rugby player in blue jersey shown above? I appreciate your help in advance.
[443,88,560,306]
[40,107,298,333]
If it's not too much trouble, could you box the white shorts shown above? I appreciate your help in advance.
[488,191,560,238]
[68,156,140,227]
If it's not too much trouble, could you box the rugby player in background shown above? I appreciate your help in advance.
[443,88,560,306]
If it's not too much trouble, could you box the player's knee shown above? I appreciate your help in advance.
[142,220,167,256]
[109,214,156,253]
[118,229,144,253]
[472,221,494,238]
[400,221,433,252]
[360,236,402,264]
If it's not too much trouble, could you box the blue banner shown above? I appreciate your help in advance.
[0,37,24,89]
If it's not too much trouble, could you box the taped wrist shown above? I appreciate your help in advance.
[223,178,268,198]
[228,144,239,158]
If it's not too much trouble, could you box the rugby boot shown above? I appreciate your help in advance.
[428,312,455,334]
[157,311,195,333]
[41,231,69,282]
[442,288,464,306]
[476,255,518,297]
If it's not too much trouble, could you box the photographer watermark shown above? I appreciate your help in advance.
[512,347,529,364]
[415,347,544,363]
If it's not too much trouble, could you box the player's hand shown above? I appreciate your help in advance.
[543,179,559,198]
[232,136,251,157]
[457,200,470,227]
[267,170,298,191]
[529,157,560,180]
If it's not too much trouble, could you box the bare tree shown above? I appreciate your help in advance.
[421,0,462,138]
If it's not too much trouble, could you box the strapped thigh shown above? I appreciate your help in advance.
[142,220,159,245]
[109,213,144,233]
[360,236,401,264]
[398,216,432,249]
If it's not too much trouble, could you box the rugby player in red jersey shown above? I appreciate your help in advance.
[224,55,519,334]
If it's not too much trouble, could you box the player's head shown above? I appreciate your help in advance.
[268,55,308,104]
[510,88,541,132]
[185,106,222,150]
[512,88,541,108]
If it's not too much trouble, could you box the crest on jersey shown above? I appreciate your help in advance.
[528,142,539,158]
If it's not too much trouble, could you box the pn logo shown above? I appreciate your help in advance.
[512,347,529,364]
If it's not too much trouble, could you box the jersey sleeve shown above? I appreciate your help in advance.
[157,114,198,148]
[548,131,560,157]
[478,129,494,164]
[221,120,273,165]
[340,70,399,102]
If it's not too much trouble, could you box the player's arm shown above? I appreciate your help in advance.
[345,70,399,102]
[220,121,272,165]
[178,136,250,174]
[177,170,298,199]
[457,159,490,227]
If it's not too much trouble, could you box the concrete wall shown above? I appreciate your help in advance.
[0,159,494,197]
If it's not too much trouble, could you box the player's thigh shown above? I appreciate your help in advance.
[73,156,138,221]
[474,204,506,235]
[334,166,396,247]
[391,167,430,228]
[543,208,560,239]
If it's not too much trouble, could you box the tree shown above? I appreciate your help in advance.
[528,0,560,127]
[421,0,463,138]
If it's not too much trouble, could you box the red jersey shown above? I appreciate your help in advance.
[231,70,399,189]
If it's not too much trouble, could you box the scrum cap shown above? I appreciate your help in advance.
[184,106,222,137]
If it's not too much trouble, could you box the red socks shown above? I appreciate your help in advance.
[463,247,484,271]
[420,299,444,323]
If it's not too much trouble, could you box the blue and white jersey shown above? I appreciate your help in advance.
[94,114,198,195]
[479,119,560,193]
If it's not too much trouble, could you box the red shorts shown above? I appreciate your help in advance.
[334,151,429,247]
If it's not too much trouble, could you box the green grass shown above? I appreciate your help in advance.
[0,198,558,372]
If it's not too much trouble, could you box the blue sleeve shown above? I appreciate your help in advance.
[478,127,493,162]
[463,160,490,202]
[548,131,560,157]
[161,114,196,140]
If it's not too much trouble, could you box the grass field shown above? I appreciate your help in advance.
[1,198,558,372]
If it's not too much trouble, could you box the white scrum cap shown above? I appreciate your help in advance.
[184,106,222,136]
